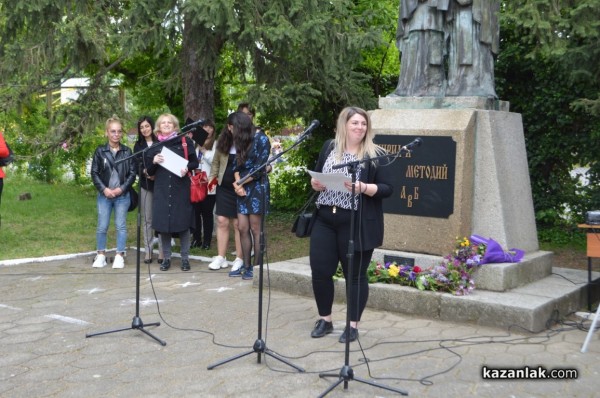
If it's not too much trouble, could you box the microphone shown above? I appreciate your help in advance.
[181,118,206,132]
[181,118,209,146]
[298,120,320,139]
[401,137,422,152]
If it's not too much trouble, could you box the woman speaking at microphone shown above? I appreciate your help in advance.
[145,113,198,272]
[308,106,393,343]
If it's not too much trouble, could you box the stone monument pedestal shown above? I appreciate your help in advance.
[370,97,539,257]
[255,98,585,332]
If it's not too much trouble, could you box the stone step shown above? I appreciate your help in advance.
[372,249,554,292]
[256,256,598,332]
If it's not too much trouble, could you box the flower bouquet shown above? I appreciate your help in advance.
[368,237,490,295]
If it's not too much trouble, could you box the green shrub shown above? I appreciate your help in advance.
[269,164,311,211]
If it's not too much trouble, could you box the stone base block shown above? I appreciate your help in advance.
[474,250,553,291]
[260,259,594,332]
[371,249,553,292]
[379,96,510,111]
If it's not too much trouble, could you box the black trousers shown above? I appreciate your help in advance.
[192,195,216,246]
[309,205,373,322]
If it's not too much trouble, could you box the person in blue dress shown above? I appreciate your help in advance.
[230,111,271,280]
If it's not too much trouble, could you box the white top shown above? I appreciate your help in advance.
[198,145,216,195]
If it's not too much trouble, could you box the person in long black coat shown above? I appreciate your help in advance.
[145,113,198,272]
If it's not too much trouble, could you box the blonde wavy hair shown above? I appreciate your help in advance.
[333,106,383,162]
[154,113,180,135]
[104,114,123,131]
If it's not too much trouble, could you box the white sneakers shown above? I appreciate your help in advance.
[208,256,244,271]
[208,255,228,270]
[92,253,125,269]
[112,254,125,269]
[92,254,107,268]
[231,257,244,272]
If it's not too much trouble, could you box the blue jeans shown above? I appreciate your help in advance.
[96,191,129,253]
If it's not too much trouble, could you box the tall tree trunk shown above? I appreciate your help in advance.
[182,16,220,123]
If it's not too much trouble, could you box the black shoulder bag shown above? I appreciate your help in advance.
[0,142,15,167]
[291,191,318,238]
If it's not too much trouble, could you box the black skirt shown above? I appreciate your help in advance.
[215,185,237,218]
[215,153,237,218]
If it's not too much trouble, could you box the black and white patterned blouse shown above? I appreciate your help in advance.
[316,150,362,210]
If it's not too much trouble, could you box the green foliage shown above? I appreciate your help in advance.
[503,1,600,117]
[0,0,397,173]
[537,224,586,249]
[269,136,315,211]
[269,165,311,211]
[496,13,600,226]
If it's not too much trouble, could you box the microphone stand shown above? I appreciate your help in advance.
[86,149,166,345]
[317,149,412,397]
[86,119,204,346]
[207,129,312,372]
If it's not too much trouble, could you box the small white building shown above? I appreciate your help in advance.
[60,78,90,104]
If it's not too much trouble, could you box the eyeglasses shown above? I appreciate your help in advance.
[109,130,123,135]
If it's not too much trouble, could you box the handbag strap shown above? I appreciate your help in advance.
[182,137,194,177]
[182,136,188,159]
[296,191,318,215]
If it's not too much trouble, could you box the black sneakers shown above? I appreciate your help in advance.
[160,259,171,271]
[310,319,334,338]
[181,259,190,271]
[338,326,359,343]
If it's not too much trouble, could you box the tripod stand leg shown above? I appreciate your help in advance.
[208,339,305,371]
[353,376,409,395]
[86,327,131,338]
[86,315,166,346]
[131,316,166,346]
[264,348,305,372]
[207,349,256,370]
[319,365,408,397]
[317,378,345,398]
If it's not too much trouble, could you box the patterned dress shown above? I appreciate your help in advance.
[316,151,363,211]
[234,130,271,215]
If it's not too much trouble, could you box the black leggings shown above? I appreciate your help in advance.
[309,206,373,322]
[192,195,216,245]
[237,213,262,268]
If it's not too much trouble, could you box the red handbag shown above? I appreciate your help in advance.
[182,137,208,203]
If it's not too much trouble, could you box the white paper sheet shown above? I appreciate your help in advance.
[308,170,351,192]
[159,146,188,177]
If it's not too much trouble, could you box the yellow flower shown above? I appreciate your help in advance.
[388,264,399,278]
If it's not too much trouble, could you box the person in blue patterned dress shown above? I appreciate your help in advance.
[230,111,271,280]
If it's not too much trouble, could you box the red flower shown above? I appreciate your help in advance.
[413,266,422,273]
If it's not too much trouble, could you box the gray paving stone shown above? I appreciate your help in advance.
[0,251,599,397]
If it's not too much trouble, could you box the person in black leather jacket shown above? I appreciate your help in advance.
[90,115,136,269]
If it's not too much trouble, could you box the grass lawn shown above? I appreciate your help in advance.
[0,173,586,271]
[0,174,309,262]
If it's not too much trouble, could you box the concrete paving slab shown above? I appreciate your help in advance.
[0,251,599,397]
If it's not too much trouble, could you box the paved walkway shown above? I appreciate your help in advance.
[0,250,599,397]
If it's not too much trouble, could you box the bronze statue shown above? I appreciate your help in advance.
[446,0,499,98]
[391,0,449,97]
[389,0,500,98]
